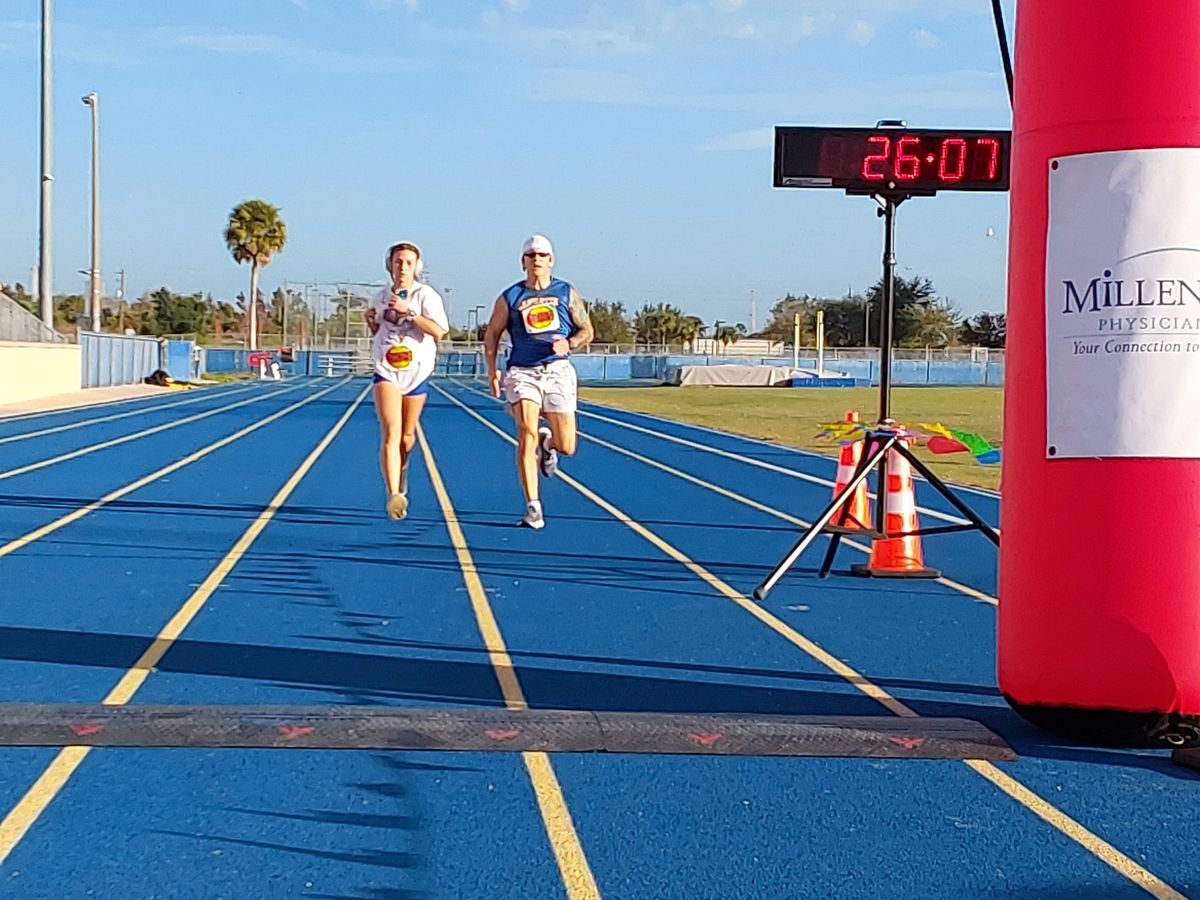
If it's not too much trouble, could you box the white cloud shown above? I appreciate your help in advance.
[913,28,940,48]
[175,32,302,54]
[504,25,651,54]
[700,127,774,152]
[503,0,530,11]
[167,28,404,73]
[845,19,875,46]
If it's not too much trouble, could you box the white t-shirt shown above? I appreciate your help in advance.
[369,283,448,389]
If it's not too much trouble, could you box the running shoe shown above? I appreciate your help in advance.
[519,500,545,530]
[387,492,409,521]
[537,426,558,478]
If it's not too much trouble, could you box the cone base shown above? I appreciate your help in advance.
[1005,697,1200,749]
[849,562,941,579]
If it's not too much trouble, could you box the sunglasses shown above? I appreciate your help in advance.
[523,251,550,259]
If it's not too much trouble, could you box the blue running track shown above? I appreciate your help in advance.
[0,376,1194,899]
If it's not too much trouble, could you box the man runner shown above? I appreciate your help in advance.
[483,234,593,529]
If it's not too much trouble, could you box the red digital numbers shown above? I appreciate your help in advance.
[976,137,1001,180]
[895,136,921,180]
[938,138,967,182]
[860,134,1001,185]
[861,135,889,181]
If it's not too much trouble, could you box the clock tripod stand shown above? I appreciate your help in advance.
[752,192,1000,601]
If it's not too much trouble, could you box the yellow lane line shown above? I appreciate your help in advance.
[579,407,976,526]
[0,383,369,865]
[451,380,997,607]
[0,383,258,446]
[433,382,1184,900]
[417,425,601,899]
[579,429,997,607]
[0,379,350,561]
[0,382,304,481]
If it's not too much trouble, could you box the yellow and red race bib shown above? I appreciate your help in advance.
[523,303,560,335]
[385,344,413,369]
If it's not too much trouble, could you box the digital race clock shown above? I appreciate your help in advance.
[774,126,1012,194]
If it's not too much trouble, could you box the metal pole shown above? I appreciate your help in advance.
[816,309,825,376]
[82,92,100,331]
[792,312,799,368]
[38,0,53,328]
[877,196,900,424]
[990,0,1015,107]
[470,305,484,350]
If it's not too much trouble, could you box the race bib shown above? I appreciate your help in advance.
[385,343,414,369]
[375,333,431,393]
[523,302,561,339]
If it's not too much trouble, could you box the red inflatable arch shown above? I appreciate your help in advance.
[999,1,1200,746]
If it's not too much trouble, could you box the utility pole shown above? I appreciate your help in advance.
[38,0,54,328]
[82,91,100,331]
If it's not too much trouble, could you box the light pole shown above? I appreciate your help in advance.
[81,91,100,332]
[712,318,725,356]
[864,301,872,348]
[38,0,53,328]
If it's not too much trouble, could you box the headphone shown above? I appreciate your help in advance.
[385,242,424,279]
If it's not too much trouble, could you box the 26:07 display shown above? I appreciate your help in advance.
[857,134,1002,184]
[774,126,1011,193]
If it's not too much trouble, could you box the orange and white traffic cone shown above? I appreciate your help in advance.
[851,438,940,578]
[826,411,873,534]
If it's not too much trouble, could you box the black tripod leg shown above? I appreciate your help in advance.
[753,436,897,600]
[818,532,843,579]
[897,444,1000,545]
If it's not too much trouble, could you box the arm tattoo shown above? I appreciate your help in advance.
[567,292,593,351]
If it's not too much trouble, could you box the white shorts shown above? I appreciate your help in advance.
[503,358,578,414]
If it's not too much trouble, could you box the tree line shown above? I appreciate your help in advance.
[4,193,1006,349]
[3,272,1006,349]
[584,275,1004,348]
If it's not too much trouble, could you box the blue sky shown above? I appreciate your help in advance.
[0,1,1014,328]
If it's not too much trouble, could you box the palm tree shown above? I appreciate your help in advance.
[715,322,747,352]
[678,315,704,352]
[224,199,287,350]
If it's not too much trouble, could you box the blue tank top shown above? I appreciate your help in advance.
[503,278,575,368]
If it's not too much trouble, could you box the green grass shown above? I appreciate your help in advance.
[579,386,1003,490]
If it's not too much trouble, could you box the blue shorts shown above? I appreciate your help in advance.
[374,374,429,397]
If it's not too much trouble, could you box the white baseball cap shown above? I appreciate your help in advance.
[521,234,553,256]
